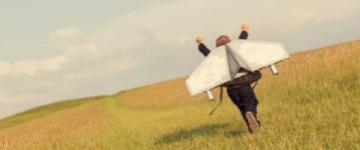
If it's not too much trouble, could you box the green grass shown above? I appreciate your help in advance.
[0,41,359,149]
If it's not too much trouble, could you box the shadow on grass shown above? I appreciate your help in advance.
[155,123,230,145]
[224,129,248,137]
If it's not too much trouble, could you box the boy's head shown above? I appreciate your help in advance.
[216,35,231,47]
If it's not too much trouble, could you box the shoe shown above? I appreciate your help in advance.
[246,111,260,133]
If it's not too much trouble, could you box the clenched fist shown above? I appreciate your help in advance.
[241,24,250,31]
[196,36,204,44]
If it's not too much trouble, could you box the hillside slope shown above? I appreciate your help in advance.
[0,41,359,149]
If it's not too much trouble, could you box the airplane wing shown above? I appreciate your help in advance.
[186,40,290,96]
[185,46,241,96]
[228,40,289,72]
[225,45,242,80]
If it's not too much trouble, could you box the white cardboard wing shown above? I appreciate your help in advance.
[186,40,289,96]
[186,46,234,96]
[228,40,289,71]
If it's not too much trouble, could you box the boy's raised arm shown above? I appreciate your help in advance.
[239,24,250,40]
[196,36,210,57]
[239,31,249,40]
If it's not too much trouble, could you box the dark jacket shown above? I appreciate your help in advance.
[198,43,210,57]
[239,31,249,40]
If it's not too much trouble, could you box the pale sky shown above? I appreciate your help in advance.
[0,0,360,118]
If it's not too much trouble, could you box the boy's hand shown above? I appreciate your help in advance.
[196,36,204,44]
[241,24,250,31]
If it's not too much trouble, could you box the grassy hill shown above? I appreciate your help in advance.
[0,41,359,149]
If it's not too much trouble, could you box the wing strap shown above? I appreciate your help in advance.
[209,86,224,115]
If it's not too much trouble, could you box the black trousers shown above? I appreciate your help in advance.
[227,84,259,126]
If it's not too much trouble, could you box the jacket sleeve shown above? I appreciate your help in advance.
[198,43,211,57]
[239,31,249,40]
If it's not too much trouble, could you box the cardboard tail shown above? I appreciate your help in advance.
[270,64,279,75]
[206,91,215,100]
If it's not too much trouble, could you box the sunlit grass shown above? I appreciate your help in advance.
[0,41,359,149]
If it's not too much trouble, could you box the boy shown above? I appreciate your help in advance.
[195,24,261,133]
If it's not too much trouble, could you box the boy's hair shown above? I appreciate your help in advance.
[216,35,231,47]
